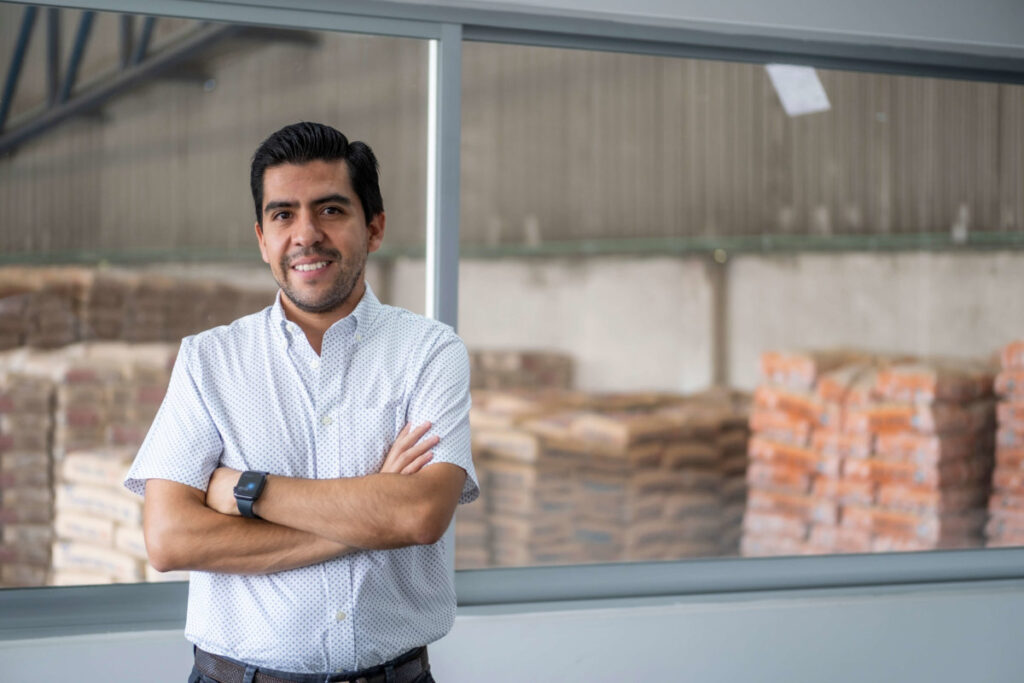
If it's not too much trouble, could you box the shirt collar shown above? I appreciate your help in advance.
[270,281,381,342]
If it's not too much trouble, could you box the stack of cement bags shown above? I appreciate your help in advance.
[988,341,1024,547]
[469,388,750,567]
[0,266,275,349]
[0,361,54,587]
[742,350,996,556]
[0,343,178,586]
[51,447,149,585]
[469,350,573,391]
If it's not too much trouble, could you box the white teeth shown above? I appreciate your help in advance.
[293,261,328,272]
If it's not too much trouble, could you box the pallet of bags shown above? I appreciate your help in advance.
[1,343,179,586]
[84,342,176,448]
[19,345,126,462]
[0,359,55,587]
[13,343,176,461]
[73,270,125,342]
[703,390,753,556]
[474,414,578,566]
[742,351,996,557]
[850,359,995,552]
[550,406,682,563]
[804,362,892,554]
[121,275,177,343]
[470,388,590,431]
[51,446,150,585]
[757,349,874,392]
[453,497,489,570]
[654,392,750,559]
[469,389,589,567]
[234,288,276,323]
[741,352,839,557]
[988,340,1024,547]
[0,271,33,351]
[470,386,752,566]
[469,350,573,390]
[16,268,79,349]
[471,390,676,565]
[166,279,269,341]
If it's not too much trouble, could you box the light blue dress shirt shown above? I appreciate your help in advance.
[125,283,478,673]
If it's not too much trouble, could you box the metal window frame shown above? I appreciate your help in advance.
[3,0,1024,641]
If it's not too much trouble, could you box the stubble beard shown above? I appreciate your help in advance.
[278,247,365,314]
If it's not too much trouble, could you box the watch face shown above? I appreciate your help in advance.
[235,471,266,498]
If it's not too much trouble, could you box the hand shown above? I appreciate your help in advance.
[381,422,439,475]
[206,467,243,515]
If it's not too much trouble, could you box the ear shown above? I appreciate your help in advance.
[366,212,386,253]
[254,221,270,264]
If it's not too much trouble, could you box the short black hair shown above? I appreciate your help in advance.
[250,122,383,227]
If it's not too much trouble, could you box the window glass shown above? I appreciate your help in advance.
[451,41,1024,568]
[0,3,429,586]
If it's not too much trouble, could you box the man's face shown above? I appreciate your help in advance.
[255,160,385,315]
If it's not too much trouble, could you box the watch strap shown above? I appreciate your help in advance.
[237,496,258,519]
[234,470,267,519]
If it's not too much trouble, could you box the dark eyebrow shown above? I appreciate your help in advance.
[263,200,296,214]
[312,193,353,207]
[263,194,351,215]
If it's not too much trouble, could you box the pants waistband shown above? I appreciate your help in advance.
[193,645,429,683]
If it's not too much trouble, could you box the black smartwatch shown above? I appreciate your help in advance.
[233,471,269,519]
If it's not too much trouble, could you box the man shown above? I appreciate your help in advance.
[124,121,477,683]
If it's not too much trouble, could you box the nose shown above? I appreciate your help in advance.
[291,209,324,246]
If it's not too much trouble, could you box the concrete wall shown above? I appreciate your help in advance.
[3,579,1023,682]
[727,251,1024,388]
[380,251,1024,392]
[146,250,1024,393]
[391,256,716,392]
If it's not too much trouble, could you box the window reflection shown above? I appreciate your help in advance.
[452,41,1024,569]
[0,3,428,587]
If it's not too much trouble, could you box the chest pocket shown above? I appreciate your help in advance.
[338,403,403,477]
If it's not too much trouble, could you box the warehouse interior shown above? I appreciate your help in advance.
[1,0,1023,681]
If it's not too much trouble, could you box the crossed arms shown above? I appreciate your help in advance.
[144,422,466,575]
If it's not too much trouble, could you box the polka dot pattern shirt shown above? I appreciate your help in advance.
[125,283,478,674]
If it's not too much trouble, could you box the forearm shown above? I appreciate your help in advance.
[253,466,463,549]
[144,480,353,574]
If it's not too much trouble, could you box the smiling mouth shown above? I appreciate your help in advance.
[292,260,331,272]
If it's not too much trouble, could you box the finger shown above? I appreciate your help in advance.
[402,421,432,445]
[402,451,434,475]
[392,423,412,448]
[389,434,439,472]
[383,424,415,462]
[400,433,439,463]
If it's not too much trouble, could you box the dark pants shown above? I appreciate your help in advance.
[187,648,435,683]
[188,669,435,683]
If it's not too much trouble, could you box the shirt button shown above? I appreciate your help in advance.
[355,333,362,342]
[321,415,333,426]
[335,610,346,621]
[309,358,320,370]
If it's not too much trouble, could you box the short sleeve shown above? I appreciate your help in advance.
[124,336,224,497]
[405,330,479,504]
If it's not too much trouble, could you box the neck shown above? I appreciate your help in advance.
[280,280,366,355]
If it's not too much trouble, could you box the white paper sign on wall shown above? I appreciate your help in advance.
[765,64,831,117]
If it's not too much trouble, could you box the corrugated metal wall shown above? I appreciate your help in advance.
[0,4,429,256]
[1,4,1022,259]
[461,43,1023,242]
